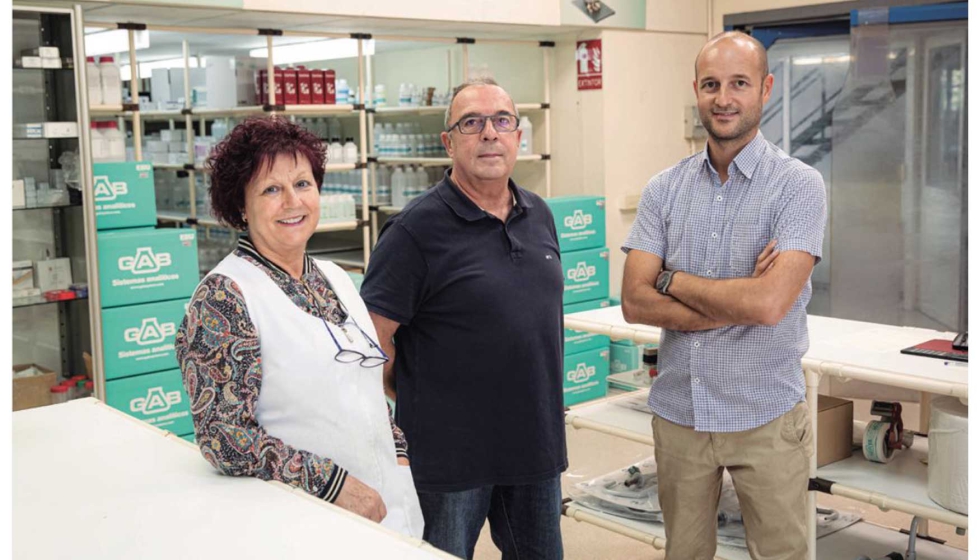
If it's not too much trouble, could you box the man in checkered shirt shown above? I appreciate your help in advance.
[622,32,826,560]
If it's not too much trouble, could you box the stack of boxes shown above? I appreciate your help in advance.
[94,161,199,438]
[258,66,336,106]
[546,196,610,406]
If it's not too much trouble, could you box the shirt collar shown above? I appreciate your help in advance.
[436,168,531,222]
[237,235,313,278]
[700,130,767,180]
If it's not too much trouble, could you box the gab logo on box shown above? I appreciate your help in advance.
[118,247,173,275]
[568,261,597,283]
[93,175,128,202]
[568,363,596,383]
[564,210,593,231]
[124,318,177,346]
[130,387,182,415]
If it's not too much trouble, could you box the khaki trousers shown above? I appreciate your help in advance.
[651,402,813,560]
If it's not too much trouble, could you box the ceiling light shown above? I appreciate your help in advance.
[84,29,150,58]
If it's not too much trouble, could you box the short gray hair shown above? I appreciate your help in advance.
[444,77,519,130]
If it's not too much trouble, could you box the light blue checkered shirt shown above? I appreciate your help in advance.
[623,132,827,432]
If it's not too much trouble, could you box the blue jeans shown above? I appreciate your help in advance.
[417,475,564,560]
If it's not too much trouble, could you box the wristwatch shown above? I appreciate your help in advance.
[655,269,677,295]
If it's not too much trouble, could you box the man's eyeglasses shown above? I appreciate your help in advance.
[446,113,520,135]
[323,316,390,368]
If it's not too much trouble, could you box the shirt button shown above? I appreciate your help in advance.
[711,232,718,239]
[694,341,701,348]
[693,378,701,384]
[706,270,713,277]
[716,195,723,202]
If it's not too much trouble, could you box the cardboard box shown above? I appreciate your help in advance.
[282,67,298,105]
[23,46,60,58]
[12,364,57,411]
[563,347,609,407]
[562,247,610,305]
[169,68,205,105]
[13,179,26,208]
[205,56,261,109]
[297,66,312,104]
[546,196,606,252]
[34,258,72,292]
[41,57,62,69]
[102,299,189,380]
[151,68,172,106]
[105,369,193,436]
[20,56,42,69]
[42,122,78,138]
[13,123,43,138]
[180,432,196,443]
[93,162,158,230]
[817,395,854,467]
[97,228,200,308]
[13,262,34,292]
[311,69,325,104]
[323,70,336,104]
[564,298,610,355]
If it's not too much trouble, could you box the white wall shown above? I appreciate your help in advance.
[647,0,708,34]
[242,0,561,26]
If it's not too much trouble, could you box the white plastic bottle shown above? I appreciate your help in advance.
[519,116,533,156]
[103,121,126,162]
[374,84,387,107]
[414,166,429,192]
[98,56,122,106]
[391,166,406,207]
[329,138,343,165]
[398,83,411,107]
[343,137,358,164]
[90,122,108,163]
[211,118,229,142]
[86,57,103,106]
[336,79,350,105]
[328,118,342,142]
[377,166,391,205]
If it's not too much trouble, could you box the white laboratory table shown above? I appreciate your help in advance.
[562,307,969,559]
[13,398,455,560]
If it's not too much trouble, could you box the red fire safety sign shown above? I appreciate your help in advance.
[576,39,602,90]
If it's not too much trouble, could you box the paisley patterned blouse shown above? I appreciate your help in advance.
[175,236,407,503]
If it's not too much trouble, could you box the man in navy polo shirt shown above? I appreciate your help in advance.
[362,78,567,559]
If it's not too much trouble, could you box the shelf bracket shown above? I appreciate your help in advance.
[257,28,283,36]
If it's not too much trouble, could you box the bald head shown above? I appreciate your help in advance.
[695,31,769,81]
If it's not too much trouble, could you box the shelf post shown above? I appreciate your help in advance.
[183,39,197,221]
[128,28,143,161]
[806,366,820,560]
[357,37,371,266]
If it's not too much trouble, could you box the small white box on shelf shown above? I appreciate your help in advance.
[167,141,185,153]
[20,56,42,68]
[40,58,63,69]
[160,129,185,143]
[13,180,26,208]
[145,139,169,153]
[23,46,60,58]
[168,152,189,165]
[34,258,72,292]
[42,122,77,138]
[13,123,43,138]
[151,153,170,165]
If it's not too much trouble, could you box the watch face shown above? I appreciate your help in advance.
[656,271,668,292]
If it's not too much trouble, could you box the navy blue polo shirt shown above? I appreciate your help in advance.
[361,171,568,492]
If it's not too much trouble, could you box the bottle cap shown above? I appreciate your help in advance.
[98,56,114,63]
[50,385,69,393]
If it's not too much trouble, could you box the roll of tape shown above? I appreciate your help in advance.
[862,420,893,463]
[928,396,968,514]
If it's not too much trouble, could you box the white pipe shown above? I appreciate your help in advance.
[183,39,196,221]
[462,44,469,81]
[71,4,106,400]
[828,484,969,529]
[563,504,668,550]
[266,35,275,106]
[807,359,969,400]
[565,416,653,446]
[128,28,143,162]
[357,38,371,267]
[805,368,820,560]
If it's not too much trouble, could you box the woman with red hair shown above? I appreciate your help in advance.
[175,116,423,538]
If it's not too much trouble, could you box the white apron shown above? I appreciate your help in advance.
[207,254,424,538]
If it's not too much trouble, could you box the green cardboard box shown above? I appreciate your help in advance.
[102,299,189,380]
[563,346,609,407]
[180,433,196,443]
[564,298,610,355]
[93,162,158,230]
[98,228,200,308]
[545,196,606,252]
[562,247,610,305]
[348,271,364,292]
[105,369,193,436]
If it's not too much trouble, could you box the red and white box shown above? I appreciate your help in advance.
[282,67,298,105]
[297,66,312,104]
[323,70,336,105]
[311,69,325,104]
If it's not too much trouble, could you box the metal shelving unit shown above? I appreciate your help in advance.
[12,4,100,390]
[562,306,969,559]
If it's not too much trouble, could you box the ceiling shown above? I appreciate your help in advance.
[71,1,578,65]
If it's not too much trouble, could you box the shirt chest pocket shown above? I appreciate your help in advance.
[729,219,770,277]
